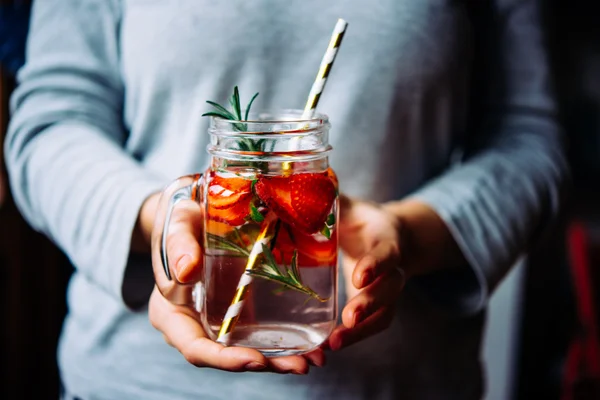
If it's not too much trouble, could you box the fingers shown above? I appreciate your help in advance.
[342,270,405,329]
[267,356,310,375]
[149,288,323,374]
[165,199,204,284]
[327,306,395,351]
[263,347,326,374]
[303,348,327,367]
[352,239,401,290]
[149,288,268,372]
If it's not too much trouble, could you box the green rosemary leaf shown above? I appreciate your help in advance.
[249,203,264,223]
[244,92,260,121]
[320,224,331,240]
[326,213,336,226]
[254,139,267,151]
[247,269,312,296]
[251,179,258,193]
[255,257,280,276]
[235,122,250,132]
[229,86,242,120]
[207,232,250,256]
[203,88,267,153]
[247,269,287,284]
[201,111,231,119]
[261,244,279,270]
[237,140,251,151]
[208,240,238,254]
[246,269,276,280]
[248,245,330,302]
[236,137,261,152]
[289,250,302,283]
[243,138,256,149]
[208,239,245,254]
[205,100,236,120]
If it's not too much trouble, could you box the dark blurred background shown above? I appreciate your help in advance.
[1,1,599,399]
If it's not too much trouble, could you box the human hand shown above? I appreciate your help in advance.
[146,187,325,374]
[327,194,463,351]
[325,195,406,351]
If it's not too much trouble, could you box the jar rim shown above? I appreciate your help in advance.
[209,109,329,133]
[207,109,331,161]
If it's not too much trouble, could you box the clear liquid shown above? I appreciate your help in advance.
[198,255,337,356]
[199,166,339,355]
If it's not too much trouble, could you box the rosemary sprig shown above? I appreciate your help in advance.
[206,231,329,302]
[207,232,250,256]
[202,86,264,152]
[247,245,330,303]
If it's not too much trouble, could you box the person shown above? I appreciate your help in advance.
[4,0,569,399]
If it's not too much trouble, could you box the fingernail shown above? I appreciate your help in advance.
[245,361,267,371]
[312,356,326,367]
[307,359,323,368]
[177,254,191,272]
[291,369,307,375]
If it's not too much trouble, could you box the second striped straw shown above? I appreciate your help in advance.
[217,18,348,345]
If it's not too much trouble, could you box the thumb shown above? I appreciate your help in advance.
[166,199,204,284]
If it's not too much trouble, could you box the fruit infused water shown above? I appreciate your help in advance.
[155,20,348,357]
[200,165,339,355]
[154,92,341,356]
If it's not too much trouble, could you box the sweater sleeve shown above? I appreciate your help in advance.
[4,0,165,308]
[407,0,570,315]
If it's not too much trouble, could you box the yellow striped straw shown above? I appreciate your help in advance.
[217,19,348,344]
[217,213,277,343]
[282,18,348,171]
[302,18,348,120]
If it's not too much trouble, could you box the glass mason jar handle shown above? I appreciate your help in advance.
[151,173,204,306]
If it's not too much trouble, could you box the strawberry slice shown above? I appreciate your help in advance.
[207,201,249,226]
[209,187,250,210]
[272,223,338,266]
[207,173,253,226]
[211,175,252,192]
[255,172,336,234]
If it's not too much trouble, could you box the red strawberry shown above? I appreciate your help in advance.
[207,173,253,226]
[272,223,338,266]
[211,175,252,193]
[207,200,250,226]
[255,172,336,234]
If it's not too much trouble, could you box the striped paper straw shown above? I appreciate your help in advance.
[217,213,277,343]
[217,19,348,344]
[302,18,348,119]
[282,18,348,169]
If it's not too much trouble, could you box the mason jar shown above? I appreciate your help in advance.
[153,110,339,356]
